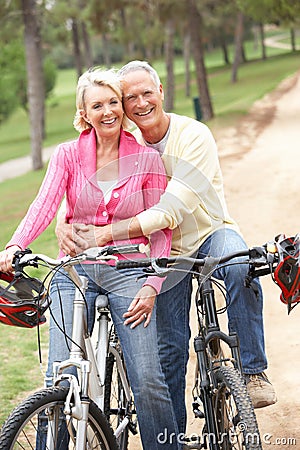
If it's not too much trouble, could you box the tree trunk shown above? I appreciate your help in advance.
[21,0,44,170]
[259,23,266,60]
[231,11,244,83]
[102,33,111,67]
[164,18,175,112]
[81,21,93,68]
[220,38,230,65]
[290,28,296,52]
[119,8,134,59]
[183,28,191,97]
[144,0,153,61]
[72,19,83,78]
[187,0,214,121]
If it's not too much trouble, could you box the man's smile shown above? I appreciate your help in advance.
[135,107,154,116]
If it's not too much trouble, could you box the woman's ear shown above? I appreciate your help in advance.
[80,109,90,124]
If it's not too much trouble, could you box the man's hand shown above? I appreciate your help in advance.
[55,221,90,256]
[77,224,112,248]
[123,285,157,328]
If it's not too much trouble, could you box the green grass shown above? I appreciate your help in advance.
[0,34,299,425]
[0,170,57,424]
[0,325,49,421]
[173,52,300,125]
[0,71,78,164]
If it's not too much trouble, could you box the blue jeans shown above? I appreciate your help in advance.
[157,228,267,435]
[46,264,181,449]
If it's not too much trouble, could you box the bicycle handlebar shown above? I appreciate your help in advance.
[12,243,150,271]
[116,248,263,270]
[11,240,278,282]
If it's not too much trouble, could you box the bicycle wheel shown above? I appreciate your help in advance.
[104,349,136,450]
[0,386,118,450]
[214,366,262,450]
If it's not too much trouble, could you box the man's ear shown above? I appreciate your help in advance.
[160,84,164,101]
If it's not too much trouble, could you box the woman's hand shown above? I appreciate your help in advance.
[123,285,157,329]
[0,245,21,273]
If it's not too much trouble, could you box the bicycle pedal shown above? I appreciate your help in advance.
[192,402,205,419]
[128,421,138,435]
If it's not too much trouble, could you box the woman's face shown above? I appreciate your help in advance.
[82,84,124,138]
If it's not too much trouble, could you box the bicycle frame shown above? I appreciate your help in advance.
[51,263,132,442]
[192,277,244,449]
[195,277,242,371]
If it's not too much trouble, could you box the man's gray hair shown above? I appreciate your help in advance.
[118,60,161,89]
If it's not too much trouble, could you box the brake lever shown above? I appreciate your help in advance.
[12,248,36,277]
[138,261,174,279]
[248,246,268,266]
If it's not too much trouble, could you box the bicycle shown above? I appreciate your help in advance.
[0,243,146,450]
[114,234,299,450]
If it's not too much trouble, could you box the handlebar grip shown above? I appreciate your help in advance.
[116,259,152,269]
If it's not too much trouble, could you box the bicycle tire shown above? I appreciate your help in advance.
[214,366,262,450]
[104,349,136,450]
[0,386,118,450]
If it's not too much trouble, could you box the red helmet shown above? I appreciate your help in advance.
[0,271,49,328]
[274,234,300,308]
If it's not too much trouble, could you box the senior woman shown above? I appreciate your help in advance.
[0,67,181,449]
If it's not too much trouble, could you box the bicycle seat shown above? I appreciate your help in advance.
[95,294,109,308]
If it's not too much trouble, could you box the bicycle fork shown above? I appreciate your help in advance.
[193,279,243,450]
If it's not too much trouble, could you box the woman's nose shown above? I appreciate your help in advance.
[103,104,113,115]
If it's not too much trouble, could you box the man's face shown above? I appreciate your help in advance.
[121,70,164,130]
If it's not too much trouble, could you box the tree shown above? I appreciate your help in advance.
[237,0,300,57]
[164,18,175,111]
[231,11,244,83]
[0,41,23,125]
[187,0,214,121]
[183,27,191,97]
[71,18,84,77]
[22,0,45,170]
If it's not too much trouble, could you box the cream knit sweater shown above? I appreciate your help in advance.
[135,113,240,256]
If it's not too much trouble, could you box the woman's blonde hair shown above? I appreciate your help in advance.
[73,67,129,132]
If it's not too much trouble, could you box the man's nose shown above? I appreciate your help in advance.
[136,95,148,108]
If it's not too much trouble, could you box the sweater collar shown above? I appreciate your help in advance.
[78,127,142,184]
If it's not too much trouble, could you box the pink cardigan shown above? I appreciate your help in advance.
[8,128,172,292]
